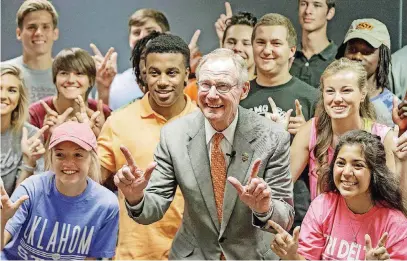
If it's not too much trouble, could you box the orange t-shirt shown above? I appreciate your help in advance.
[184,79,198,103]
[97,93,197,260]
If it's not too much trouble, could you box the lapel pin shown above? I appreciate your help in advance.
[242,152,249,162]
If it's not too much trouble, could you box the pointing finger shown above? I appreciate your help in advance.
[142,162,158,182]
[189,30,201,49]
[248,159,261,182]
[225,2,233,17]
[295,99,303,116]
[268,97,278,114]
[365,234,373,252]
[293,226,301,242]
[76,95,86,114]
[31,125,49,140]
[268,220,286,234]
[60,107,74,121]
[40,100,58,116]
[227,176,245,195]
[377,232,388,248]
[120,145,137,170]
[90,43,103,57]
[22,127,28,143]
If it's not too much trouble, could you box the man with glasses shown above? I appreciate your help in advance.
[115,48,294,259]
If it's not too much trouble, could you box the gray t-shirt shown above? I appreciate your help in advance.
[0,122,44,196]
[3,56,56,103]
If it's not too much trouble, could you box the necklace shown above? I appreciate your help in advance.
[349,219,362,243]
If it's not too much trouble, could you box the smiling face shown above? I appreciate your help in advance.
[323,70,366,119]
[145,52,188,110]
[52,141,91,191]
[16,10,59,57]
[55,71,90,100]
[333,144,371,203]
[344,39,380,78]
[298,0,334,32]
[197,58,249,131]
[252,25,296,76]
[223,24,254,70]
[0,74,21,118]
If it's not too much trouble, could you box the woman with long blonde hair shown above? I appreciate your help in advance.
[290,58,396,200]
[1,64,47,195]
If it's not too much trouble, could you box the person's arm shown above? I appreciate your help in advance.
[1,182,29,250]
[383,130,396,173]
[16,125,48,186]
[290,120,312,182]
[125,127,177,224]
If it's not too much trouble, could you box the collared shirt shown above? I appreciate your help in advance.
[97,93,196,260]
[204,110,239,166]
[290,41,338,88]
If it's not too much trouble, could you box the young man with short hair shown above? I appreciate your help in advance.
[97,34,196,260]
[240,13,318,232]
[107,9,170,110]
[290,0,336,88]
[3,0,59,103]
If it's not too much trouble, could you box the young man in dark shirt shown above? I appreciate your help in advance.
[290,0,337,88]
[240,13,318,231]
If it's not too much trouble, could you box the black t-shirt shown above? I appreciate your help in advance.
[240,76,319,121]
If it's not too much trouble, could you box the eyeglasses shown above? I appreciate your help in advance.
[197,81,238,94]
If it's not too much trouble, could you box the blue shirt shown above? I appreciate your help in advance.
[1,172,119,260]
[109,68,144,110]
[370,88,399,127]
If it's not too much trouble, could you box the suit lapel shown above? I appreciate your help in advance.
[220,108,256,236]
[187,112,220,231]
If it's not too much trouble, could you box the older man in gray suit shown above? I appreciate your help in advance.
[115,48,294,260]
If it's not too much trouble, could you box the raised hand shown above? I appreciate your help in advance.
[288,99,306,135]
[1,184,29,223]
[214,2,233,47]
[269,220,301,260]
[21,125,48,167]
[188,30,202,74]
[227,159,272,214]
[41,100,73,134]
[391,125,407,161]
[70,95,105,137]
[365,233,390,260]
[265,97,293,131]
[114,146,157,205]
[90,43,117,104]
[392,97,407,137]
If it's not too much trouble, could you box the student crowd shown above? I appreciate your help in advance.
[1,0,407,260]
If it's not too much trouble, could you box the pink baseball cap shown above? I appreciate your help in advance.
[49,121,97,152]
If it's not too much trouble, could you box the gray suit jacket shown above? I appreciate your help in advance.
[127,107,294,260]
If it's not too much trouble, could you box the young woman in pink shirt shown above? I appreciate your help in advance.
[269,130,407,260]
[290,58,399,200]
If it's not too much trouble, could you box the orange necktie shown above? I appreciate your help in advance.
[210,133,227,222]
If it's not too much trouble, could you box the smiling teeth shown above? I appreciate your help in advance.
[208,105,222,108]
[62,170,76,175]
[33,40,45,44]
[342,181,357,186]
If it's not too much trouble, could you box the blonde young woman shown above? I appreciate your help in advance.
[0,64,47,195]
[1,121,119,260]
[290,58,397,200]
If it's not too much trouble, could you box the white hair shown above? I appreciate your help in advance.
[196,48,248,86]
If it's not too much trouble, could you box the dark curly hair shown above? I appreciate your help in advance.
[320,130,407,216]
[131,31,163,88]
[222,12,257,45]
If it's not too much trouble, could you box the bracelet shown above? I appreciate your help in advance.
[20,163,36,173]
